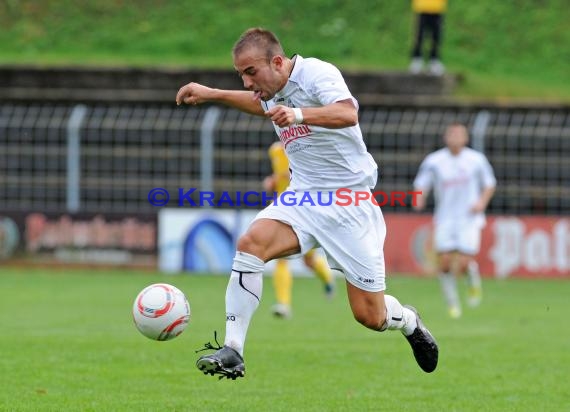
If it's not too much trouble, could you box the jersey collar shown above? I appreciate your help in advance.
[274,55,303,100]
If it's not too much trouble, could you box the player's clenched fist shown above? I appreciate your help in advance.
[176,82,213,106]
[265,105,297,128]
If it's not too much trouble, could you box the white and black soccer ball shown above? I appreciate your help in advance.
[133,283,191,341]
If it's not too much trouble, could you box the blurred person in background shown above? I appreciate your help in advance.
[409,0,448,75]
[413,123,496,318]
[264,141,335,319]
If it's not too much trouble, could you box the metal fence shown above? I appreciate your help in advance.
[1,102,569,215]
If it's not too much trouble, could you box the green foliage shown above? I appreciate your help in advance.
[0,0,569,99]
[0,268,568,411]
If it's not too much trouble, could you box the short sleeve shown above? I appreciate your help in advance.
[308,62,358,109]
[414,157,434,190]
[479,155,497,188]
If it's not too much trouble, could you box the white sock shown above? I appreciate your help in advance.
[382,294,417,336]
[467,261,482,289]
[439,272,460,309]
[224,251,264,357]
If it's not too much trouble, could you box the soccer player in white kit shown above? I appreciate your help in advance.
[413,123,496,318]
[176,28,438,379]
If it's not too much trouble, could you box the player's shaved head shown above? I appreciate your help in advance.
[233,28,285,62]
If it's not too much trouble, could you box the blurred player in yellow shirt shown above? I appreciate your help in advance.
[263,141,335,318]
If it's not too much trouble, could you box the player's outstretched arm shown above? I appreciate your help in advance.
[176,82,265,116]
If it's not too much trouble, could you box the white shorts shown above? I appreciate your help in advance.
[253,189,386,292]
[434,219,483,255]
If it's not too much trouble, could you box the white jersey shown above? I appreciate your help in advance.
[414,147,496,225]
[260,55,378,191]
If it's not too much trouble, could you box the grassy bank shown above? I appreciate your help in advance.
[1,1,569,100]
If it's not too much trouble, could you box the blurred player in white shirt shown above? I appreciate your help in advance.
[413,123,496,318]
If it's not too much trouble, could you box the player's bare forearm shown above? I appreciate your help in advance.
[262,175,276,192]
[301,100,358,129]
[479,186,496,209]
[413,189,428,211]
[209,89,265,116]
[471,186,496,213]
[265,99,358,129]
[176,83,265,116]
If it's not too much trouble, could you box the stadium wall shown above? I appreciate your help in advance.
[0,211,156,268]
[1,68,568,277]
[157,209,570,279]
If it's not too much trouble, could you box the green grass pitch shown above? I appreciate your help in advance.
[0,268,568,411]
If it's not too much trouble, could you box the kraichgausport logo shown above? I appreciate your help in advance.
[147,188,422,207]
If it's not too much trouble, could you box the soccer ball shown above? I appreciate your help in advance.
[132,283,191,341]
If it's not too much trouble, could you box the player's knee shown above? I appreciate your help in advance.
[439,263,451,273]
[438,255,452,272]
[236,233,262,255]
[457,260,469,274]
[302,255,314,268]
[353,308,386,331]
